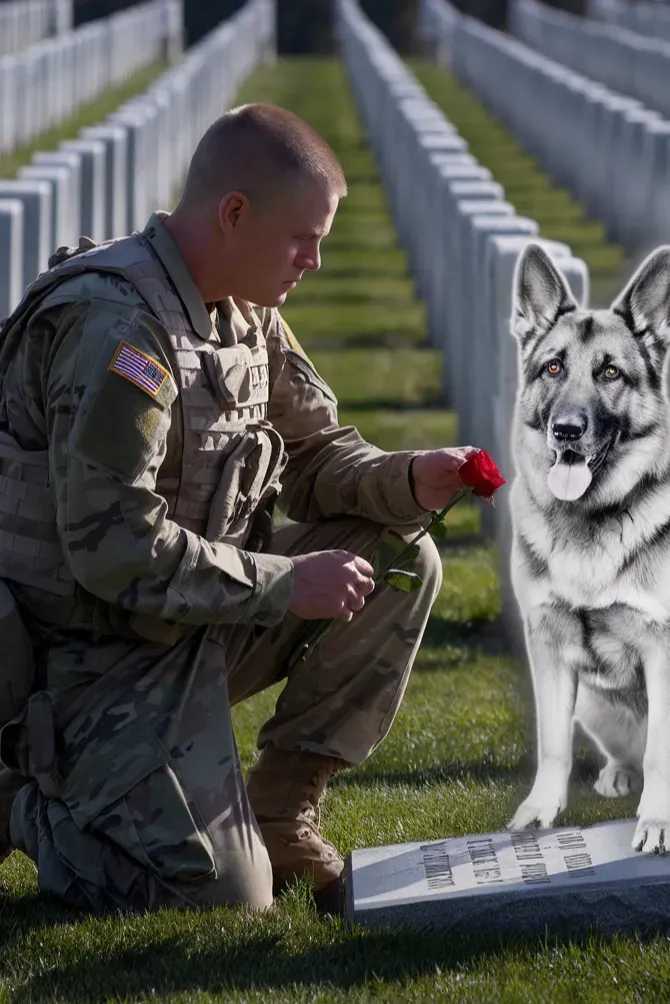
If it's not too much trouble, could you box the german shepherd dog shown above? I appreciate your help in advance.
[506,242,670,854]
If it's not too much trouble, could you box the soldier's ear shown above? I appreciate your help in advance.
[611,245,670,345]
[511,243,578,347]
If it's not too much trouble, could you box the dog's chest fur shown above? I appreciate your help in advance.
[512,478,670,692]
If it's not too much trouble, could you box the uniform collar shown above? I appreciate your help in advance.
[141,211,214,341]
[217,297,259,346]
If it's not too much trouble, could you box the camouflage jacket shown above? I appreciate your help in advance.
[0,212,430,646]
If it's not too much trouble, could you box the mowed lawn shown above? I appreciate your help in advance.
[0,56,664,1003]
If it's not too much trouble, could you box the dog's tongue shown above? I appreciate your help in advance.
[547,454,592,500]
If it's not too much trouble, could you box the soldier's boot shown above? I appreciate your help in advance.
[0,767,26,865]
[245,747,346,896]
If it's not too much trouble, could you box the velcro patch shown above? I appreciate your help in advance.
[281,319,309,361]
[109,341,169,398]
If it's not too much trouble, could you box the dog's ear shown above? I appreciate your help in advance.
[611,246,670,344]
[511,243,578,347]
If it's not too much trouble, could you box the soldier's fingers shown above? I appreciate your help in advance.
[338,601,354,622]
[350,564,374,588]
[353,555,375,578]
[346,586,367,613]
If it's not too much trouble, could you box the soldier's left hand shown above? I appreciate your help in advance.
[410,446,479,512]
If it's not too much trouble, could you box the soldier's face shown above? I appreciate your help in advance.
[222,178,339,307]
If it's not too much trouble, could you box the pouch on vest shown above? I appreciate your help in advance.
[47,235,99,269]
[205,421,287,545]
[0,579,35,732]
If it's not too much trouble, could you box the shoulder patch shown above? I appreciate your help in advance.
[109,341,170,398]
[280,318,309,361]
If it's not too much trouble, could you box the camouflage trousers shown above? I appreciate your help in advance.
[3,515,442,913]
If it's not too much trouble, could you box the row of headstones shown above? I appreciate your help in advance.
[509,0,670,122]
[588,0,670,44]
[416,0,459,62]
[0,0,72,58]
[333,0,589,645]
[421,0,670,266]
[0,0,184,158]
[0,0,276,321]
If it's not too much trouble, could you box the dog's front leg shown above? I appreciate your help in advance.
[633,638,670,854]
[507,606,578,831]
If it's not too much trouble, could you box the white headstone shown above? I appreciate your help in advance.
[31,149,82,244]
[0,56,19,155]
[59,138,106,242]
[346,818,670,936]
[0,199,24,318]
[79,124,128,239]
[0,180,51,288]
[17,164,71,254]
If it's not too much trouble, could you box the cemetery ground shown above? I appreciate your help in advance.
[0,54,668,1003]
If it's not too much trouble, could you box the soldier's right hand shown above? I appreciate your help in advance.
[288,550,376,622]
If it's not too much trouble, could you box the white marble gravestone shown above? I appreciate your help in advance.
[345,819,670,936]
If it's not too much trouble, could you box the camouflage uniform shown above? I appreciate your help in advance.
[0,212,443,912]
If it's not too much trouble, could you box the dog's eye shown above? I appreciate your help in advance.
[545,360,562,376]
[603,365,620,380]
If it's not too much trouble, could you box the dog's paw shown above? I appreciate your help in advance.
[506,797,562,831]
[632,819,669,854]
[594,763,640,798]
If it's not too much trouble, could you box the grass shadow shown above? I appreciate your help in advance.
[331,758,531,789]
[300,335,432,350]
[4,909,666,1003]
[336,396,445,411]
[419,614,509,660]
[331,747,607,792]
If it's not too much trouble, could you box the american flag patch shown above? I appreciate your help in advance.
[108,342,169,398]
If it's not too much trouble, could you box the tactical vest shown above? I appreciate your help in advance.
[0,232,289,722]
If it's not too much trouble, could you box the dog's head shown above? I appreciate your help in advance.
[511,242,670,509]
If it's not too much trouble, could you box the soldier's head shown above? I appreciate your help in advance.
[166,103,347,307]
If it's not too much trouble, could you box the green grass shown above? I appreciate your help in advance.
[0,55,661,1003]
[309,348,443,407]
[0,61,167,180]
[408,60,629,308]
[283,302,426,348]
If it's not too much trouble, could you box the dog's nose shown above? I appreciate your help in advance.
[552,415,587,442]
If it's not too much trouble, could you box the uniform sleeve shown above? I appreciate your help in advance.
[45,297,294,628]
[266,310,432,526]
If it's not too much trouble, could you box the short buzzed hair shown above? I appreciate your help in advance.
[178,103,347,209]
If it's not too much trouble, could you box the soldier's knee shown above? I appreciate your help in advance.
[185,845,274,912]
[383,523,443,601]
[414,532,443,600]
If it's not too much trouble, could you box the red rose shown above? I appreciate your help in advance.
[458,449,506,502]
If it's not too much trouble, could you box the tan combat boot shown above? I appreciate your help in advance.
[245,747,346,896]
[0,767,26,865]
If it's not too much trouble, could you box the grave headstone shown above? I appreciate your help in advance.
[17,164,72,254]
[0,180,51,288]
[59,138,106,243]
[32,150,82,244]
[79,124,128,239]
[345,818,670,937]
[0,199,24,318]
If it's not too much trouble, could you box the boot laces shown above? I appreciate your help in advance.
[303,799,321,829]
